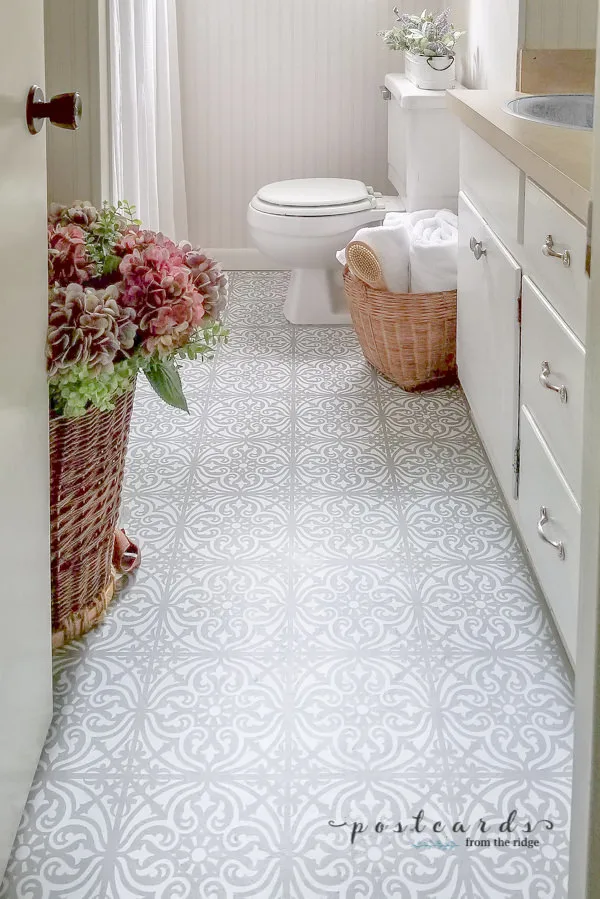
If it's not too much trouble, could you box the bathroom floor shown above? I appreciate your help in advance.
[1,272,573,899]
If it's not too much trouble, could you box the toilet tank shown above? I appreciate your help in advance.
[385,73,459,213]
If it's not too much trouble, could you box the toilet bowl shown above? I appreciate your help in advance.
[248,178,388,325]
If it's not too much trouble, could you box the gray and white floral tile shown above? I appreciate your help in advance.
[38,652,148,778]
[158,563,290,654]
[130,650,290,780]
[290,653,446,779]
[108,776,288,899]
[1,271,574,898]
[449,775,572,899]
[2,776,122,899]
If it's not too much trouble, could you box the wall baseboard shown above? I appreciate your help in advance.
[206,248,288,272]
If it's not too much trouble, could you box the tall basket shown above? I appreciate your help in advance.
[343,268,457,390]
[49,385,136,648]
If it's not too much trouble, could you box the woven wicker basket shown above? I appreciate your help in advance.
[49,385,136,648]
[343,268,457,391]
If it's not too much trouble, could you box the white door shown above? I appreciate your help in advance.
[0,0,53,877]
[457,191,522,502]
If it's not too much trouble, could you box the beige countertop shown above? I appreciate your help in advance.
[447,89,592,223]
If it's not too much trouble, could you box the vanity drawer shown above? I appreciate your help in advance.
[523,179,587,341]
[519,407,580,663]
[460,125,524,245]
[521,277,585,502]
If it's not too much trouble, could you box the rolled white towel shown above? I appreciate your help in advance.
[381,211,410,229]
[384,210,438,231]
[346,223,410,292]
[336,247,347,267]
[409,209,458,293]
[336,214,412,266]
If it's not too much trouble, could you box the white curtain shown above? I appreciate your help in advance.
[109,0,188,240]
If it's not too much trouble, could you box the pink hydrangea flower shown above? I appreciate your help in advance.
[46,202,227,398]
[49,201,98,228]
[119,241,206,355]
[48,223,95,286]
[115,227,182,260]
[179,241,228,321]
[47,283,125,377]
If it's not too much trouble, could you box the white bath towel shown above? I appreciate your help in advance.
[349,224,411,292]
[383,210,437,230]
[409,209,458,293]
[337,220,411,292]
[336,212,416,269]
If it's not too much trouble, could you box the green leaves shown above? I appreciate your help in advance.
[102,254,122,276]
[115,200,142,226]
[378,7,464,56]
[85,201,141,277]
[144,359,189,413]
[142,324,230,413]
[176,321,230,362]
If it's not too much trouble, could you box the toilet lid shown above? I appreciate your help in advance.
[253,178,378,216]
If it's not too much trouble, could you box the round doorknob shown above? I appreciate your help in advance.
[26,85,82,135]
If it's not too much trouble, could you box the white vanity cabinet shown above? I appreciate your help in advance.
[457,193,521,502]
[457,123,588,665]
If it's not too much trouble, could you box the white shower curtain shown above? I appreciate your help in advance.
[109,0,188,240]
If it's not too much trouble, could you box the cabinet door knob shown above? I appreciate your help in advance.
[539,361,568,403]
[537,506,566,560]
[469,237,487,260]
[26,85,82,135]
[542,235,571,267]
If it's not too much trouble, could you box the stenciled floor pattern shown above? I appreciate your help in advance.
[2,272,574,899]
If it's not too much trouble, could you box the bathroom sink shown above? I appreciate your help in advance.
[505,94,594,131]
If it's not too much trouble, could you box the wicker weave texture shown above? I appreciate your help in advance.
[49,386,135,643]
[343,268,457,391]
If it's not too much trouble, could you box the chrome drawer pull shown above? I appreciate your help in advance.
[537,506,566,560]
[469,236,486,260]
[539,361,568,403]
[542,235,571,267]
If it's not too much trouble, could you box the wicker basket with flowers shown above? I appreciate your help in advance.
[47,200,228,646]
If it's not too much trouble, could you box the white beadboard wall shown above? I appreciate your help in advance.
[452,0,597,91]
[451,0,522,89]
[177,0,399,256]
[525,0,597,49]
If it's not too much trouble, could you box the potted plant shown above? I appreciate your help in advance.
[47,200,228,646]
[378,8,465,91]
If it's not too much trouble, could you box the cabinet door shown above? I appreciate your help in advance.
[457,192,522,501]
[519,408,580,663]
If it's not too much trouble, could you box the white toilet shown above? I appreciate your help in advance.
[247,75,459,325]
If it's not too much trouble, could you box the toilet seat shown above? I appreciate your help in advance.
[252,178,382,217]
[248,203,387,238]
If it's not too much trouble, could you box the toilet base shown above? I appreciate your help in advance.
[283,268,352,325]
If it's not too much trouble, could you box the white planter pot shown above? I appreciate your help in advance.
[404,51,456,90]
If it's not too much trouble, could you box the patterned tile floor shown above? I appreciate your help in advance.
[1,272,573,898]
